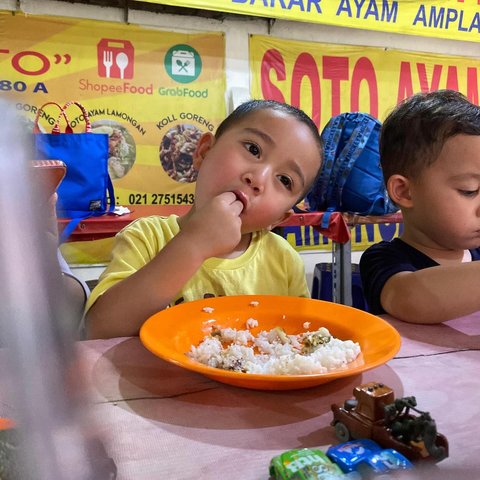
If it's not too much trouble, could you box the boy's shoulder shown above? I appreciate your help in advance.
[264,228,296,245]
[260,230,302,257]
[363,238,425,258]
[364,240,480,263]
[363,238,410,256]
[115,215,181,247]
[119,214,180,235]
[361,238,437,272]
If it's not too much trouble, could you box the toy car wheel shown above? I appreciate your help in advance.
[334,422,351,442]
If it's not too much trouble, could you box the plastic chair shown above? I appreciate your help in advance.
[311,262,369,311]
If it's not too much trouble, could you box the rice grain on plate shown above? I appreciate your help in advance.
[187,325,361,375]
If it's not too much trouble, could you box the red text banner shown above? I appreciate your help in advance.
[250,34,480,130]
[250,34,479,250]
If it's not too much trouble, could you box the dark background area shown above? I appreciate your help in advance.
[54,1,252,21]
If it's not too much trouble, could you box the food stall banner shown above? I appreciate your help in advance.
[280,222,404,253]
[250,33,480,250]
[0,11,225,208]
[139,0,480,43]
[250,33,480,129]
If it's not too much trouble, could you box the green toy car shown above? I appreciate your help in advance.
[270,448,358,480]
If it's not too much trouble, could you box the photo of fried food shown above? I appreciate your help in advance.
[159,124,202,183]
[92,119,136,179]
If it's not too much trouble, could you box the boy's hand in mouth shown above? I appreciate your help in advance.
[232,190,247,213]
[180,191,246,260]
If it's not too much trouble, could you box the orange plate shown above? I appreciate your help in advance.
[140,295,401,391]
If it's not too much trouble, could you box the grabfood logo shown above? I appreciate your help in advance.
[160,44,207,98]
[164,44,202,83]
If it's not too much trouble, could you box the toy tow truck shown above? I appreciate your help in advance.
[331,382,448,463]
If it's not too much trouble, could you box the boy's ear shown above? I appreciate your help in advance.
[268,209,294,230]
[193,132,215,170]
[387,174,413,208]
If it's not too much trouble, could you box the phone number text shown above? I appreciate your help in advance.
[128,193,194,205]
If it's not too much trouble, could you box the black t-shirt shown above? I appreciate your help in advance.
[360,238,480,314]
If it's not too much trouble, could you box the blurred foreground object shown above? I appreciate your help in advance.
[0,418,23,479]
[30,159,66,203]
[0,100,116,479]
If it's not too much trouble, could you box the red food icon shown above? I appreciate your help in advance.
[97,38,134,79]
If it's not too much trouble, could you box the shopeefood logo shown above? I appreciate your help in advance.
[164,44,202,84]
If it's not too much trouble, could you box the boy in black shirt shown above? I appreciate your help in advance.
[361,90,480,323]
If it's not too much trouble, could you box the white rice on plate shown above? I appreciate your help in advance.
[187,323,361,375]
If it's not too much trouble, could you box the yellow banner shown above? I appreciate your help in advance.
[281,222,403,252]
[249,34,480,250]
[250,34,480,129]
[141,0,480,43]
[0,12,225,207]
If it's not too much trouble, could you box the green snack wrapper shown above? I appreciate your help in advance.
[269,448,348,480]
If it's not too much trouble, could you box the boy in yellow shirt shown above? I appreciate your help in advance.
[86,100,323,338]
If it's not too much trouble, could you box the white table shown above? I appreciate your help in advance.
[2,312,480,479]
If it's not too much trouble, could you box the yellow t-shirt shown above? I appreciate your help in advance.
[85,215,309,312]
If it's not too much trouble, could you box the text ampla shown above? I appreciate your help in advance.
[414,5,480,33]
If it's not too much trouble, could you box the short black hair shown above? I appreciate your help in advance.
[381,89,480,181]
[216,99,323,202]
